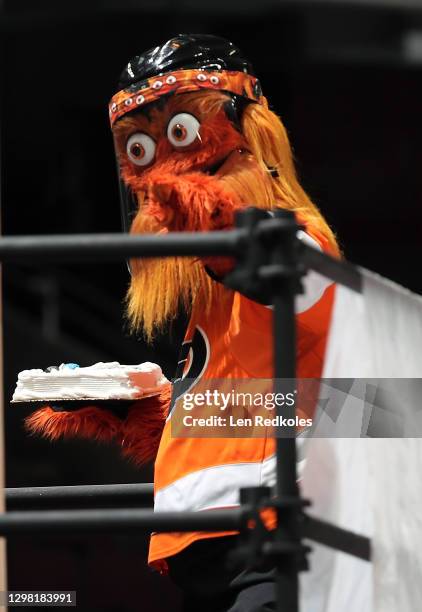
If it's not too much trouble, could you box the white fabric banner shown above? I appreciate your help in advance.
[300,267,422,612]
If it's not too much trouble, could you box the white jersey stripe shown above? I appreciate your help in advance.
[154,455,276,513]
[154,438,308,515]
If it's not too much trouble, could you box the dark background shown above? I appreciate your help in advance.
[2,0,422,610]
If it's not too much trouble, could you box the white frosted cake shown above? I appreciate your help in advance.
[12,361,169,402]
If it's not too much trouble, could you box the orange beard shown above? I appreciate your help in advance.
[125,150,280,341]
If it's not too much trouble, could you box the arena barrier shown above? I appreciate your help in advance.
[4,482,370,562]
[0,208,368,612]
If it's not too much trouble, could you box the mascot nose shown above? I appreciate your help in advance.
[150,181,174,206]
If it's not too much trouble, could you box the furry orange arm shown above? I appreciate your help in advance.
[120,384,172,466]
[25,384,172,465]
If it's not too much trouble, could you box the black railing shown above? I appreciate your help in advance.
[4,482,371,562]
[2,209,367,612]
[5,483,154,510]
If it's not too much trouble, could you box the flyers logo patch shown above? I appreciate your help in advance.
[168,325,210,419]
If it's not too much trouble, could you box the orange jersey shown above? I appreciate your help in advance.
[148,229,336,574]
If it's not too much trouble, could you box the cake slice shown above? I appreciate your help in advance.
[12,361,169,403]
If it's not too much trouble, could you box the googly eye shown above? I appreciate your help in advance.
[166,75,177,84]
[126,132,156,167]
[210,76,219,85]
[167,113,201,148]
[135,94,145,105]
[197,73,207,82]
[152,80,163,90]
[124,98,133,106]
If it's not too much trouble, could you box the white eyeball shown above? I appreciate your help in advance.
[167,113,201,148]
[126,133,156,167]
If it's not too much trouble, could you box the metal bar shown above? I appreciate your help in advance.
[272,211,300,612]
[301,243,362,293]
[0,232,241,263]
[302,514,371,561]
[4,485,372,560]
[5,483,154,510]
[0,507,246,536]
[0,71,7,604]
[0,230,362,295]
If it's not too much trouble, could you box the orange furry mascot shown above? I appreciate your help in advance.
[26,35,339,610]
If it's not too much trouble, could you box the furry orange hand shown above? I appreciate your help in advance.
[25,384,172,466]
[25,405,122,443]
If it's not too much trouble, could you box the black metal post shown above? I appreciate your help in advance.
[271,210,301,612]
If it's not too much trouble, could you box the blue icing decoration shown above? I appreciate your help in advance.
[64,363,79,370]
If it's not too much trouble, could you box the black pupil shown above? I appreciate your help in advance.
[131,143,142,157]
[174,125,184,139]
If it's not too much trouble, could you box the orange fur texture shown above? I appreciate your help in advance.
[25,406,121,443]
[24,387,172,466]
[120,384,172,466]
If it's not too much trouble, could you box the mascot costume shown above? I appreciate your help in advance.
[25,34,340,611]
